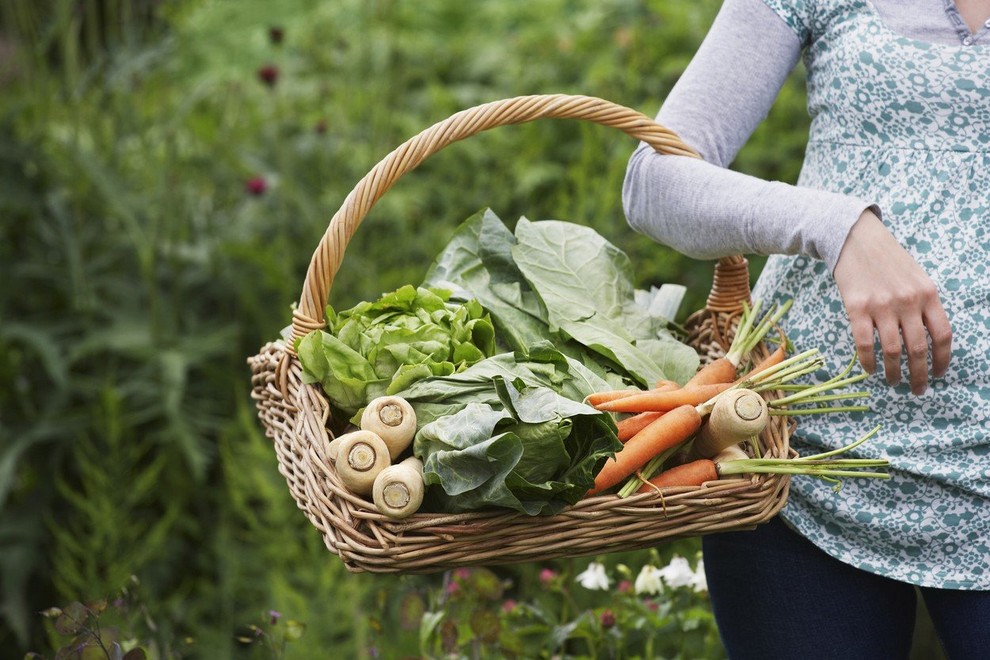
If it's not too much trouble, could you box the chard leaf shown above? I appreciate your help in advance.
[413,379,620,515]
[511,218,698,386]
[423,209,550,352]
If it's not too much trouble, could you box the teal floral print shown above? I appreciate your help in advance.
[756,0,990,589]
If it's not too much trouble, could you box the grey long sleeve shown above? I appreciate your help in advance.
[623,0,873,272]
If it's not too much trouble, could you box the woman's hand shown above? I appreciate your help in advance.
[832,210,952,395]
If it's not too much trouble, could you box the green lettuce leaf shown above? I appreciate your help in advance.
[296,285,497,416]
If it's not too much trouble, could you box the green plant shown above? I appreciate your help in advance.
[418,551,723,659]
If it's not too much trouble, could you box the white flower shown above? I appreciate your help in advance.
[575,562,611,590]
[657,555,695,589]
[689,559,708,593]
[634,565,663,595]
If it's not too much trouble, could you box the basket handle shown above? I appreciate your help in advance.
[292,94,748,344]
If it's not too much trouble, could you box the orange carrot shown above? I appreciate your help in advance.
[588,405,702,495]
[585,389,638,407]
[595,382,732,414]
[685,357,737,388]
[635,459,718,493]
[736,345,787,383]
[586,381,678,408]
[616,411,664,442]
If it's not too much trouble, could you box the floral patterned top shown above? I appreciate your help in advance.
[757,0,990,589]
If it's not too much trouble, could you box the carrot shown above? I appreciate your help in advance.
[585,389,638,407]
[736,345,787,383]
[636,459,718,493]
[587,405,702,495]
[586,381,679,408]
[616,411,664,441]
[684,358,737,388]
[654,379,681,389]
[594,382,732,414]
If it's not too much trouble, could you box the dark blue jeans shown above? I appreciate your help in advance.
[702,516,990,659]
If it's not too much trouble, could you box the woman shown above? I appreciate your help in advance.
[623,0,990,657]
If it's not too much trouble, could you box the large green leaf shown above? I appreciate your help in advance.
[511,218,698,386]
[423,209,550,352]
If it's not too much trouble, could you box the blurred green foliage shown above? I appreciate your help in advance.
[0,0,813,655]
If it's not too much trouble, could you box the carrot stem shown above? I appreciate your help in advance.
[769,406,870,415]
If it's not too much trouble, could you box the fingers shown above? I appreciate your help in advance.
[875,316,903,387]
[849,314,878,375]
[847,293,952,395]
[899,317,930,395]
[924,301,953,379]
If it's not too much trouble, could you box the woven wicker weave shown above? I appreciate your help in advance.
[248,94,792,574]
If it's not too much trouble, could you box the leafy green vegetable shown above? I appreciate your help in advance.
[296,285,496,416]
[414,377,621,515]
[423,209,699,388]
[396,341,611,428]
[423,208,550,353]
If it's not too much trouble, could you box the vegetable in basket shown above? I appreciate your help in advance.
[296,285,496,418]
[413,376,621,515]
[423,209,700,389]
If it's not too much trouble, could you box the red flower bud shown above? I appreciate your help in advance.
[245,176,267,196]
[257,64,279,87]
[600,609,616,629]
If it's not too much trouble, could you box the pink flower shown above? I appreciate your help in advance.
[257,64,279,87]
[600,609,616,629]
[445,581,460,596]
[617,579,633,594]
[454,568,472,580]
[245,176,267,196]
[539,568,558,585]
[501,599,517,613]
[268,609,281,625]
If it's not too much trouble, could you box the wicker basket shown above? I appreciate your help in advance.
[248,94,792,574]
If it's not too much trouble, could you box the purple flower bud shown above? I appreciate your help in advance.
[268,609,281,625]
[600,609,616,629]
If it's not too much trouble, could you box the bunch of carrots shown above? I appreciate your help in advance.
[582,300,889,498]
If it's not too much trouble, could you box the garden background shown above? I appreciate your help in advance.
[0,0,944,657]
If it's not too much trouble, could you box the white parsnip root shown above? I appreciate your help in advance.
[372,456,425,519]
[360,396,417,459]
[335,430,391,496]
[692,388,769,458]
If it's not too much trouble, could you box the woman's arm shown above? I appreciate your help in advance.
[624,0,951,393]
[623,0,867,271]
